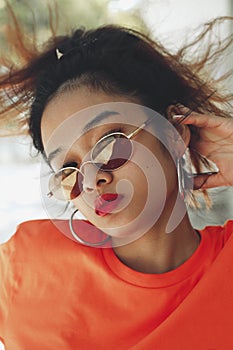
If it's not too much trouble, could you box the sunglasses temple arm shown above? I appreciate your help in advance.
[173,109,193,126]
[128,116,154,139]
[174,89,217,126]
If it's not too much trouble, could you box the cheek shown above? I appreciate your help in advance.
[149,140,177,189]
[73,195,94,217]
[131,141,173,195]
[158,151,178,192]
[122,164,148,210]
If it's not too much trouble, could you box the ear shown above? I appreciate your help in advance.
[166,105,191,156]
[177,123,191,148]
[166,121,191,157]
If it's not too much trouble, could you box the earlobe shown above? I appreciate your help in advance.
[176,124,191,157]
[178,123,191,147]
[166,121,191,157]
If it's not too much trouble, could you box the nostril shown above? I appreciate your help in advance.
[84,186,94,193]
[97,179,107,186]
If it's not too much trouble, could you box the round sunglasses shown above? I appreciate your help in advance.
[47,117,154,201]
[47,113,219,201]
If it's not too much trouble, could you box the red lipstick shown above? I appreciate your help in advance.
[95,193,123,217]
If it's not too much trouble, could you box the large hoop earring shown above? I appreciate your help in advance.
[176,156,187,200]
[69,209,111,247]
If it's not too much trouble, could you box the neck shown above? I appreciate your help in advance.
[113,214,200,274]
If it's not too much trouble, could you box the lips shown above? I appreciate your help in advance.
[94,193,123,217]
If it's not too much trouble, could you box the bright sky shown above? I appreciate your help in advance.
[141,0,230,47]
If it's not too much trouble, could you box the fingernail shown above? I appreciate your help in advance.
[172,115,184,119]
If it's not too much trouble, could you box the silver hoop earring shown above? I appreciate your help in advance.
[69,209,111,247]
[176,149,194,200]
[176,157,186,200]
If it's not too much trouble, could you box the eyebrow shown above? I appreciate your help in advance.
[47,110,120,164]
[47,147,64,164]
[83,110,120,133]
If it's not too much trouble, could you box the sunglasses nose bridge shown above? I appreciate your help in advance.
[79,160,94,174]
[81,161,113,193]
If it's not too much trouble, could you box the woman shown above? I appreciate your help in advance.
[0,11,233,349]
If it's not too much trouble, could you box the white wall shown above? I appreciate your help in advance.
[142,0,230,43]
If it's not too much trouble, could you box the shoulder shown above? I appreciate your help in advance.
[0,219,105,288]
[3,218,109,248]
[0,219,70,252]
[200,219,233,246]
[16,218,66,238]
[0,219,102,264]
[0,220,106,328]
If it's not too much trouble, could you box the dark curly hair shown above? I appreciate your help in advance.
[0,5,232,206]
[0,6,231,140]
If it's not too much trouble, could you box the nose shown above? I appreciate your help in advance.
[81,161,113,193]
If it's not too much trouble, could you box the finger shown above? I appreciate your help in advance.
[172,113,223,129]
[195,173,230,189]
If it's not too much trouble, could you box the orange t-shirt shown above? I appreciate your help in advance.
[0,219,233,350]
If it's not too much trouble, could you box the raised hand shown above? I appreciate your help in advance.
[173,107,233,189]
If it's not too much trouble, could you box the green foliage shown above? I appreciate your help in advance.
[0,0,150,49]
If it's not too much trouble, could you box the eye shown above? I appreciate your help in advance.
[100,128,123,139]
[62,161,78,169]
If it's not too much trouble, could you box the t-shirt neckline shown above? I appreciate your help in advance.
[102,229,208,288]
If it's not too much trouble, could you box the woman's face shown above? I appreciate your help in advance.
[41,87,180,243]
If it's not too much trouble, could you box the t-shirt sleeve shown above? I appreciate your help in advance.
[223,219,233,243]
[0,233,17,342]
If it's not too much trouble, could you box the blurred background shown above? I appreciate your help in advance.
[0,1,232,347]
[0,0,233,247]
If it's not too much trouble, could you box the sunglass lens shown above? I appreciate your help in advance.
[70,171,84,200]
[49,168,83,201]
[92,135,132,171]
